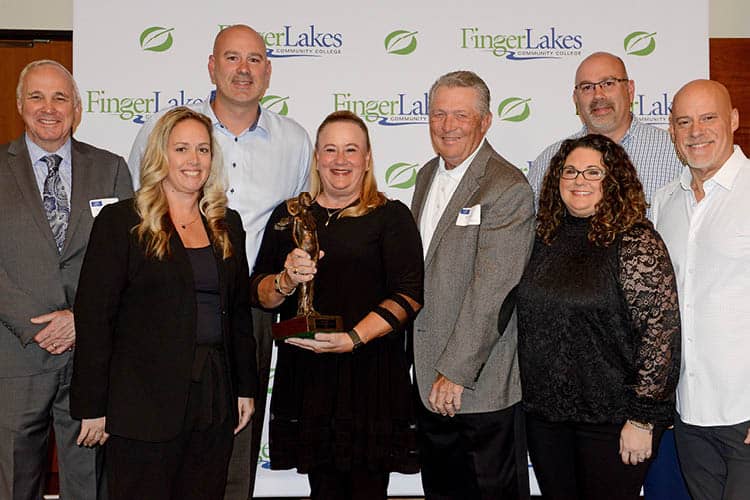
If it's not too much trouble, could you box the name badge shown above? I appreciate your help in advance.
[455,204,481,226]
[89,197,118,217]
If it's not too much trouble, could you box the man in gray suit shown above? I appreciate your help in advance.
[0,60,133,499]
[411,70,535,499]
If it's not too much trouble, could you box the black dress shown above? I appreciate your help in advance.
[251,199,423,474]
[516,215,681,425]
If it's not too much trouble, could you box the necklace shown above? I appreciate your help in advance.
[176,214,200,230]
[325,207,345,227]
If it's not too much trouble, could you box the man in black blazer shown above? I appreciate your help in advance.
[0,60,133,499]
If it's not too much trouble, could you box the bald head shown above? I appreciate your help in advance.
[673,79,734,114]
[213,25,265,56]
[208,24,271,112]
[575,52,628,86]
[572,51,634,141]
[670,79,739,177]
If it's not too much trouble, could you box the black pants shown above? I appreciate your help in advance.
[417,401,529,500]
[526,414,661,500]
[308,467,390,500]
[674,416,750,500]
[106,344,234,500]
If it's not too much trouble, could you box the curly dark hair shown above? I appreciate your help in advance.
[537,133,647,247]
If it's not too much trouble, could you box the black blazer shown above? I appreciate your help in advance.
[70,199,257,442]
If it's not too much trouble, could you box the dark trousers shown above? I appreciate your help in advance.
[106,416,233,500]
[674,416,750,500]
[224,308,273,500]
[0,358,104,500]
[526,414,660,500]
[107,344,234,500]
[417,401,529,500]
[308,467,390,500]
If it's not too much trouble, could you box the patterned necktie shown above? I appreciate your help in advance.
[41,154,69,253]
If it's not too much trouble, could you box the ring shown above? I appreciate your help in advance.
[52,343,57,348]
[293,267,298,274]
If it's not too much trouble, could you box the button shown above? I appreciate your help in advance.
[234,137,238,142]
[229,188,235,194]
[232,162,237,168]
[59,262,67,269]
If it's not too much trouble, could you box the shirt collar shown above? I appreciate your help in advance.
[24,134,72,165]
[206,93,268,139]
[679,145,745,191]
[581,114,639,146]
[437,139,485,180]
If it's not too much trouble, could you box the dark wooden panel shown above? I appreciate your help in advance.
[0,31,72,144]
[710,38,750,152]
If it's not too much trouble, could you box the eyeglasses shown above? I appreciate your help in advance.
[560,166,607,181]
[574,78,629,95]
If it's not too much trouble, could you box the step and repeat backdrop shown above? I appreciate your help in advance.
[74,0,707,496]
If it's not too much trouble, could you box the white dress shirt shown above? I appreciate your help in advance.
[652,146,750,426]
[128,98,312,267]
[419,144,482,255]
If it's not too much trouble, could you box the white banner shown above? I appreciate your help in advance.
[73,1,708,496]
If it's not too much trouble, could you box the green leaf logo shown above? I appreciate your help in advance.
[385,162,420,189]
[497,97,531,122]
[384,30,418,55]
[139,26,175,52]
[624,31,656,56]
[260,95,290,116]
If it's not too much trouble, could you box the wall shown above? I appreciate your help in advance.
[2,0,750,36]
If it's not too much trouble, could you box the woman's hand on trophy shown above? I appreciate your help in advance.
[283,248,325,285]
[285,332,353,354]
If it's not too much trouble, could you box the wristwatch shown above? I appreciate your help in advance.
[347,328,363,351]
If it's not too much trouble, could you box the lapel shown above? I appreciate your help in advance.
[6,137,59,253]
[411,158,438,228]
[205,218,229,314]
[423,140,492,269]
[62,139,93,256]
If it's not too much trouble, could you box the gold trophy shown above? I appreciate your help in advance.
[271,193,343,340]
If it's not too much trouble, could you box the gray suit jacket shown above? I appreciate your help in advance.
[0,135,133,377]
[411,140,535,414]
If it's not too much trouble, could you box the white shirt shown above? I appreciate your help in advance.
[652,146,750,426]
[419,144,481,255]
[128,98,312,267]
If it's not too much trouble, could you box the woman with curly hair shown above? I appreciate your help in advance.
[71,107,257,499]
[516,134,681,500]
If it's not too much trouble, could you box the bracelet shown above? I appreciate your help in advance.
[273,271,296,297]
[627,419,654,432]
[347,328,364,351]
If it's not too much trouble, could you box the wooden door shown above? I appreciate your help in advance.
[0,30,73,145]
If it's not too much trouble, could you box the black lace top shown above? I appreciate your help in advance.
[517,215,680,425]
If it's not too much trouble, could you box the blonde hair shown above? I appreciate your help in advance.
[309,110,386,218]
[134,107,232,259]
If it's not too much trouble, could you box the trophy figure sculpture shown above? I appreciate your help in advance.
[271,192,343,340]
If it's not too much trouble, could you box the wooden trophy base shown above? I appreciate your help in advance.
[272,314,344,340]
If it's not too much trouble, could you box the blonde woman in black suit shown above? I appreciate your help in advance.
[71,107,257,499]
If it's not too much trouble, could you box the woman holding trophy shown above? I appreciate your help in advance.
[250,110,423,499]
